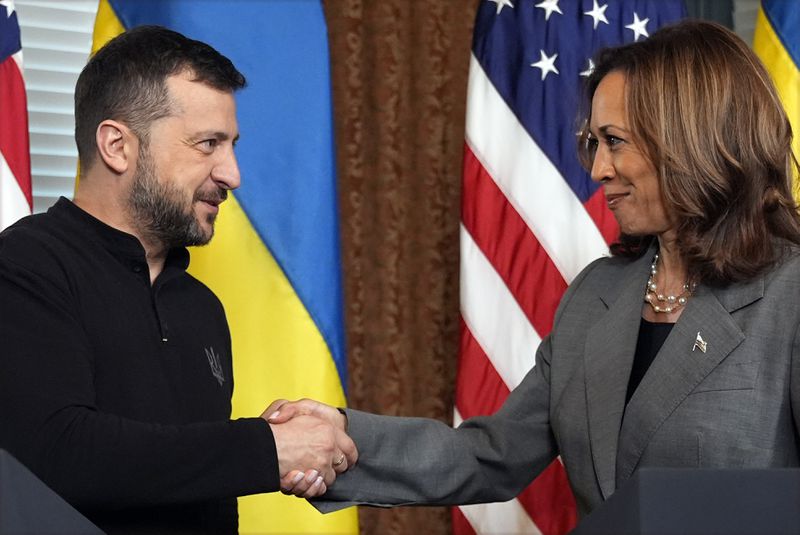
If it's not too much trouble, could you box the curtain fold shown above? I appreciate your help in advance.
[324,1,478,532]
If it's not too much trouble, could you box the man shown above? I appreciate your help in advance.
[0,26,353,534]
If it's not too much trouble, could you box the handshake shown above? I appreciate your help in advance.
[260,399,356,498]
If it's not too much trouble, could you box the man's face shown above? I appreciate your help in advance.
[128,72,240,249]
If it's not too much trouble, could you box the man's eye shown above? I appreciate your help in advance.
[199,139,218,151]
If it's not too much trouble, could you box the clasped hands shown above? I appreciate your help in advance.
[261,398,356,498]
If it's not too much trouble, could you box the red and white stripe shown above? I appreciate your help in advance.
[0,43,33,231]
[453,55,613,535]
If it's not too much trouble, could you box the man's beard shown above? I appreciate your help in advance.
[128,148,227,250]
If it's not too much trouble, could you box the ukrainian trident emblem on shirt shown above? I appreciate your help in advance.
[204,347,225,386]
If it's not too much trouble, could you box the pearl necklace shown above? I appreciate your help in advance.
[644,253,694,314]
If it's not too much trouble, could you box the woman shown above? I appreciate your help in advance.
[270,20,800,517]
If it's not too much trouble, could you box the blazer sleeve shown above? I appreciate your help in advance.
[312,256,606,512]
[313,334,559,511]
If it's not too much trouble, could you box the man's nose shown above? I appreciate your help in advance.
[212,147,241,190]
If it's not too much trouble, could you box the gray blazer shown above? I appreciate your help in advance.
[317,247,800,516]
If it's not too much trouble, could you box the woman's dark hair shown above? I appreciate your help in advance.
[74,25,246,172]
[577,20,800,285]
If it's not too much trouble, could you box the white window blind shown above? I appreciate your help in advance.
[15,0,97,213]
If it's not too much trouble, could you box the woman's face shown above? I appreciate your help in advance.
[587,71,673,238]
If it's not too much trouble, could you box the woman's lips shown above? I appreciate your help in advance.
[605,192,628,209]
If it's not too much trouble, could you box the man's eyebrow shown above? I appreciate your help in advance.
[193,131,239,142]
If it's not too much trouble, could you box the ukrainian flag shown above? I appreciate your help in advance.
[91,1,356,533]
[754,0,799,185]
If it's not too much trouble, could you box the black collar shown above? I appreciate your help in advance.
[49,197,190,278]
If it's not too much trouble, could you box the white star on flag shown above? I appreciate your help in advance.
[584,0,609,30]
[579,58,595,77]
[0,0,15,17]
[535,0,562,21]
[488,0,514,15]
[531,50,559,80]
[625,12,650,41]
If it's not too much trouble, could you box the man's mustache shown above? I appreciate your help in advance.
[195,187,228,205]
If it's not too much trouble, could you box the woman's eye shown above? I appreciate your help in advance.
[585,135,598,155]
[606,135,624,148]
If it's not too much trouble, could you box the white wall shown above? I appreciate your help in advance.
[734,0,761,45]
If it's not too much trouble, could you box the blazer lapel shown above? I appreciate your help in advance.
[615,277,763,485]
[584,252,652,500]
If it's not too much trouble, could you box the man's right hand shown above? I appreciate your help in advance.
[264,412,357,498]
[263,399,356,498]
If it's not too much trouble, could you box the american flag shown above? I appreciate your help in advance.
[454,1,684,533]
[0,0,31,231]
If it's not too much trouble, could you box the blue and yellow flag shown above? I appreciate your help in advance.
[754,0,800,186]
[91,1,355,533]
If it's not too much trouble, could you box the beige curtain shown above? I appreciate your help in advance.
[324,1,479,532]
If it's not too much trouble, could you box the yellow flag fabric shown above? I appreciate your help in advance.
[90,1,356,533]
[754,1,800,188]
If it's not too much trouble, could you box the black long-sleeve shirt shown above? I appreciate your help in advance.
[0,198,279,534]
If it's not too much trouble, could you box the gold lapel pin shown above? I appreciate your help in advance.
[693,332,707,353]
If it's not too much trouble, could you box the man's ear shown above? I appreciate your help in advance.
[96,120,137,174]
